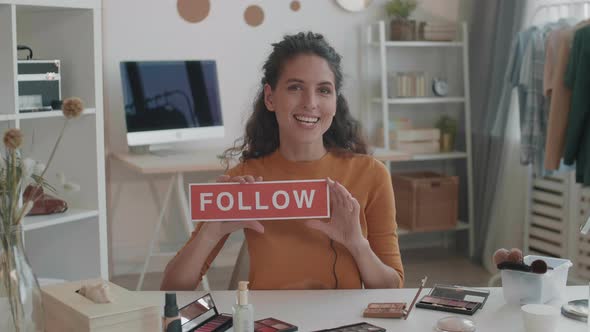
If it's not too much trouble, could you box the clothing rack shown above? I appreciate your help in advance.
[520,0,590,285]
[528,0,590,25]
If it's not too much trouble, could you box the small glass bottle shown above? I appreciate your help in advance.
[232,281,254,332]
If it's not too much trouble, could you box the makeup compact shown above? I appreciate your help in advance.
[311,322,385,332]
[363,276,427,319]
[416,284,490,316]
[179,293,232,332]
[255,317,298,332]
[435,316,476,332]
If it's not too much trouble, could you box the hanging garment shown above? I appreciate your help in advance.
[545,19,590,170]
[564,25,590,185]
[519,22,568,177]
[491,27,537,138]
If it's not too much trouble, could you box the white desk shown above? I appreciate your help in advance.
[112,151,227,291]
[136,286,588,331]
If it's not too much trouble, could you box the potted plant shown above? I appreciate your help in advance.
[435,115,457,152]
[385,0,418,41]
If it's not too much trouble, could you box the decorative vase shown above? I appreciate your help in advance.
[0,224,45,332]
[441,133,455,152]
[390,19,416,41]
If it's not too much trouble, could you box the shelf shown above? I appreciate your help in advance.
[0,108,96,121]
[9,0,100,10]
[371,41,463,48]
[23,208,99,231]
[373,148,468,162]
[373,97,465,105]
[411,151,468,161]
[398,221,470,236]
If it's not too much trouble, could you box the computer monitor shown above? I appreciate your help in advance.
[120,60,224,152]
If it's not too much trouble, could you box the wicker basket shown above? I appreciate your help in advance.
[392,172,458,231]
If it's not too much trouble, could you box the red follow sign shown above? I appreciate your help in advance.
[190,179,330,221]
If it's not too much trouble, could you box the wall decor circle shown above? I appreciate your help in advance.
[177,0,210,23]
[290,1,301,12]
[244,5,265,27]
[335,0,372,12]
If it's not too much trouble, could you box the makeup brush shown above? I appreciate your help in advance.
[507,248,523,263]
[497,261,532,272]
[493,248,510,265]
[530,259,549,274]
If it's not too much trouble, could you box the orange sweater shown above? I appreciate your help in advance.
[187,150,404,289]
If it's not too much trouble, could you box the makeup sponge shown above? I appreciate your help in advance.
[493,248,510,265]
[507,248,523,263]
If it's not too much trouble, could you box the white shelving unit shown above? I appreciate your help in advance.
[364,21,475,257]
[0,0,107,280]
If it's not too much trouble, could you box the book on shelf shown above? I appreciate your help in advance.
[391,72,427,98]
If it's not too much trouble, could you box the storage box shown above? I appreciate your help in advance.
[501,255,572,305]
[17,60,61,112]
[393,128,440,142]
[42,279,160,332]
[391,172,458,231]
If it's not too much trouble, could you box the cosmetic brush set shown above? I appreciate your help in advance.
[493,248,550,274]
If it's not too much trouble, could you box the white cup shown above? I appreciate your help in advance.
[521,304,560,332]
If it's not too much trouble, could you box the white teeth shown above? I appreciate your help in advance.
[294,115,319,123]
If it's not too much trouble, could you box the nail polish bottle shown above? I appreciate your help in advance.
[162,292,181,332]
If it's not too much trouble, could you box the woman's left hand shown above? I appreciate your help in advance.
[305,178,365,250]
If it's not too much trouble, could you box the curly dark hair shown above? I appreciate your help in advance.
[222,32,368,166]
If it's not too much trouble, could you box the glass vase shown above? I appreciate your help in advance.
[0,224,44,332]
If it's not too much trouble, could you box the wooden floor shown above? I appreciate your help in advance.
[111,247,493,291]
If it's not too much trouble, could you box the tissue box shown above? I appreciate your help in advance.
[42,279,160,332]
[501,255,572,304]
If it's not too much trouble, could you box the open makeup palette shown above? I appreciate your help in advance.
[363,276,428,319]
[179,294,232,332]
[416,284,490,316]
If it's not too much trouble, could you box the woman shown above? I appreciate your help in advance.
[161,32,403,290]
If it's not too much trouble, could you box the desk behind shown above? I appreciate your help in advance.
[111,150,229,291]
[112,150,226,174]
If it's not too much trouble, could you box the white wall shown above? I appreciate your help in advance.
[103,0,465,277]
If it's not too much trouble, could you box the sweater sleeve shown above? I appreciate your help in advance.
[364,159,404,287]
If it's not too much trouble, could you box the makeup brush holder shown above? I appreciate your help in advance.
[501,255,572,305]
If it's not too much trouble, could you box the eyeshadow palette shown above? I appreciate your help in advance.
[416,284,490,316]
[255,317,298,332]
[363,276,428,320]
[416,295,481,315]
[363,302,406,318]
[180,293,232,332]
[192,314,232,332]
[312,322,386,332]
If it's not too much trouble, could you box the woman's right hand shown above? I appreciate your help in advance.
[200,175,265,241]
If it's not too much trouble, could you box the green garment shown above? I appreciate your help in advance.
[564,25,590,185]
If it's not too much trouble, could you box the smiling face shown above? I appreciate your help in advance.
[263,54,338,157]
